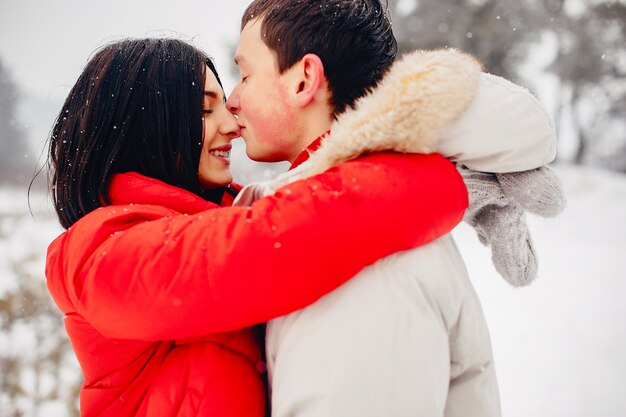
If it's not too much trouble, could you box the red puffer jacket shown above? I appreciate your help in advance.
[46,152,467,417]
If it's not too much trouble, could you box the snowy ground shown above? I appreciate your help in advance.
[1,164,625,416]
[454,164,626,417]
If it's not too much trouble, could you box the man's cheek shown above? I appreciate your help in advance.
[250,87,295,146]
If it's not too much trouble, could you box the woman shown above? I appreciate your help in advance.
[45,38,467,417]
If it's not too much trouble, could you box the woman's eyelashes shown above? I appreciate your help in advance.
[202,109,214,115]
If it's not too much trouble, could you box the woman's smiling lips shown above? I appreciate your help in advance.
[208,144,232,164]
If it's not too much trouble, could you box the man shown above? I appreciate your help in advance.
[227,1,556,416]
[226,0,396,166]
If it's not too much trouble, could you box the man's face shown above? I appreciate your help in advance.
[226,19,301,163]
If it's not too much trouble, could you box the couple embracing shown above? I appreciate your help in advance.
[45,0,563,416]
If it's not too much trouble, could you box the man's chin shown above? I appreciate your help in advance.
[245,148,271,163]
[242,134,287,163]
[245,147,284,163]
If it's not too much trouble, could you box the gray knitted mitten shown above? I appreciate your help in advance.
[497,168,565,218]
[457,165,566,287]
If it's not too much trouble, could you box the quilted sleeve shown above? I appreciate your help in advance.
[64,152,467,340]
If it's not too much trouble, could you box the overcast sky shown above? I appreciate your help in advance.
[0,0,252,101]
[0,0,293,182]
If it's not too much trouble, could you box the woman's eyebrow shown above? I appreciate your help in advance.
[204,90,226,104]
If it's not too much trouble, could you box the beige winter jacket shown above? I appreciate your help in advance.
[235,49,557,417]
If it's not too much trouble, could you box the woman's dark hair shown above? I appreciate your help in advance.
[242,0,397,115]
[49,38,223,229]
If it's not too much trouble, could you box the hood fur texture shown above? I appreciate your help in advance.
[304,49,482,176]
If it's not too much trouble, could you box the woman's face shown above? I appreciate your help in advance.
[198,68,240,188]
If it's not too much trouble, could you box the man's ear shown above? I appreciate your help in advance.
[293,54,326,108]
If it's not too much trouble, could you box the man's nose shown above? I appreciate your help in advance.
[226,92,240,115]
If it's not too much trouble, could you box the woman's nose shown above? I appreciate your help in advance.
[220,110,241,139]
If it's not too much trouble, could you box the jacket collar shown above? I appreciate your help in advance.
[289,131,330,170]
[108,172,219,215]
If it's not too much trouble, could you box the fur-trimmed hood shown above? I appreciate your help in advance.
[300,49,556,177]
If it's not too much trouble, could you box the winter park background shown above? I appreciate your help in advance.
[0,0,625,416]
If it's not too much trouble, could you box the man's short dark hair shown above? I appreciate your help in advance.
[242,0,397,115]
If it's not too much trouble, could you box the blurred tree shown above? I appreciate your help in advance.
[548,0,626,169]
[389,0,549,81]
[0,213,81,417]
[388,0,626,171]
[0,57,30,184]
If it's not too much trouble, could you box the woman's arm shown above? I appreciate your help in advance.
[50,152,466,340]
